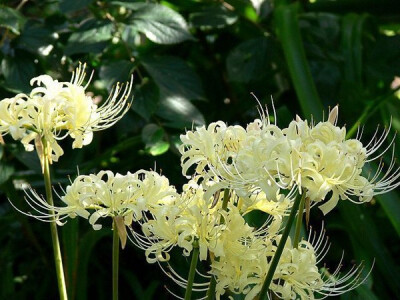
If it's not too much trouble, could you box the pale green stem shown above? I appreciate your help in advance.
[206,189,230,300]
[42,141,68,300]
[112,219,120,300]
[184,244,200,300]
[293,193,307,248]
[220,189,230,214]
[258,192,302,299]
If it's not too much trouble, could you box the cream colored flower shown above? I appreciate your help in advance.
[281,106,399,214]
[136,178,225,263]
[17,170,177,230]
[179,116,293,200]
[267,230,370,300]
[0,63,132,164]
[210,223,272,300]
[211,227,368,300]
[179,121,248,179]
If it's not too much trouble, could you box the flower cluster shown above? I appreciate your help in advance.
[0,63,132,164]
[180,106,399,214]
[12,98,389,300]
[20,170,177,230]
[125,174,368,300]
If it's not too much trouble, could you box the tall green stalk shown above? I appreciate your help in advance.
[112,219,120,300]
[206,189,230,300]
[258,193,302,299]
[184,244,200,300]
[42,140,68,300]
[275,2,324,120]
[293,193,306,248]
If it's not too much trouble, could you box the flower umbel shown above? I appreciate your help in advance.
[17,170,177,231]
[0,63,133,165]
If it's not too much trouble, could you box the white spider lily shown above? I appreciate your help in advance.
[0,63,133,165]
[210,224,370,300]
[282,107,400,214]
[12,170,177,231]
[182,104,399,214]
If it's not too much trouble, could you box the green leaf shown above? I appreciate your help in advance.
[121,270,159,300]
[64,19,113,55]
[189,5,238,29]
[141,56,206,128]
[59,0,95,13]
[141,55,205,101]
[99,60,134,90]
[9,145,41,173]
[350,283,380,300]
[17,21,55,55]
[376,191,400,237]
[113,1,193,44]
[0,6,26,35]
[156,95,205,128]
[1,55,35,93]
[226,37,271,83]
[132,78,159,121]
[147,141,169,156]
[339,202,400,296]
[141,124,163,145]
[0,161,14,185]
[274,3,324,120]
[62,219,79,300]
[120,23,139,46]
[76,230,109,300]
[111,1,148,11]
[341,13,369,86]
[141,124,169,156]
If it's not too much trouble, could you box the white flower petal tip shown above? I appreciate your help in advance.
[327,105,339,125]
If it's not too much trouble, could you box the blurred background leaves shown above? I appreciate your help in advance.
[0,0,400,299]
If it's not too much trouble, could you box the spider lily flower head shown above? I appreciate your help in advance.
[0,63,133,165]
[0,94,32,142]
[180,115,292,199]
[281,106,400,214]
[211,225,368,300]
[136,182,275,299]
[180,104,400,214]
[210,226,273,300]
[16,170,177,230]
[134,179,226,263]
[267,229,371,300]
[179,121,248,179]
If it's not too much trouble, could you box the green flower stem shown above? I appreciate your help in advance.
[206,189,230,300]
[258,193,303,299]
[184,244,200,300]
[220,189,230,213]
[293,193,307,248]
[112,219,120,300]
[42,141,68,300]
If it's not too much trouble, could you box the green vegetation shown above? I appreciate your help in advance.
[1,0,399,299]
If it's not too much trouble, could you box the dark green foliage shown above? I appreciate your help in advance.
[0,0,400,299]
